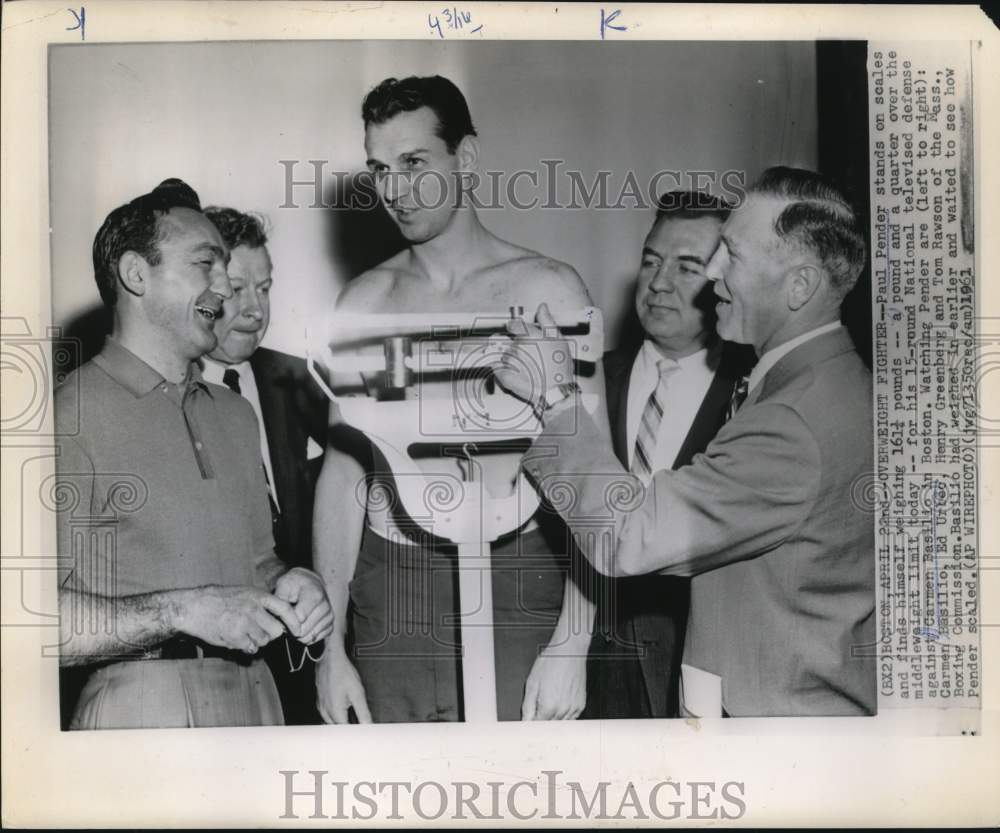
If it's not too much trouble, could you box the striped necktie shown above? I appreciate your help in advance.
[726,375,751,422]
[631,359,679,481]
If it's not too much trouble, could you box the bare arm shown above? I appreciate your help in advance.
[58,583,302,667]
[518,264,601,719]
[526,265,605,644]
[313,406,368,657]
[58,585,178,665]
[312,402,373,722]
[553,569,597,652]
[516,260,613,438]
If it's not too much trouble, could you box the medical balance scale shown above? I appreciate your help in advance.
[307,306,603,723]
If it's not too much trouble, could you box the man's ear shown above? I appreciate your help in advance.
[455,134,481,173]
[786,262,824,310]
[118,251,149,298]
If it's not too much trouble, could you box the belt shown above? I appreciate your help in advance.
[140,637,255,666]
[366,514,540,548]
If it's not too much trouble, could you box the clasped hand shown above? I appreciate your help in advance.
[176,568,333,655]
[274,566,335,646]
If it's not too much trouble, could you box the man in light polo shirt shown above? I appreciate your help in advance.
[55,178,333,729]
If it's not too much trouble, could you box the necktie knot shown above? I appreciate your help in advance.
[656,358,679,380]
[222,367,242,396]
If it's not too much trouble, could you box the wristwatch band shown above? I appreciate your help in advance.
[533,381,581,422]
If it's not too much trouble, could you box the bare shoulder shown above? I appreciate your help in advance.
[334,262,401,312]
[500,246,592,310]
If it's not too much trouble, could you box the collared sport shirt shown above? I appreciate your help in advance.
[55,338,277,596]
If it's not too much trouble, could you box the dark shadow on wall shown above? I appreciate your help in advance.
[323,171,407,285]
[55,304,111,374]
[817,40,872,368]
[53,304,111,725]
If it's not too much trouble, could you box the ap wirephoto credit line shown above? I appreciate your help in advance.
[869,41,981,731]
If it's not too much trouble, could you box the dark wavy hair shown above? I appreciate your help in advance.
[203,206,269,250]
[750,166,866,297]
[361,75,477,153]
[91,178,202,306]
[654,190,731,224]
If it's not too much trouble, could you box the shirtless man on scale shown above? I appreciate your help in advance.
[314,75,601,723]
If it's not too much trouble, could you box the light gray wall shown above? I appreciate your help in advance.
[49,40,816,353]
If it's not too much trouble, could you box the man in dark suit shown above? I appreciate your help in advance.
[202,207,329,724]
[584,192,751,720]
[498,167,875,717]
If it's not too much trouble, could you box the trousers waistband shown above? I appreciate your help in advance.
[140,637,255,666]
[366,515,541,547]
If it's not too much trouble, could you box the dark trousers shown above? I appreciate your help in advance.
[349,524,569,722]
[262,637,321,725]
[582,575,690,720]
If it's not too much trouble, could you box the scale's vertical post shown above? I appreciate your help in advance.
[456,538,498,723]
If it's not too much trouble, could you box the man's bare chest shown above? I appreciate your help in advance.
[378,270,530,314]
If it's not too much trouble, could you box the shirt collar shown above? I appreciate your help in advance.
[748,320,843,393]
[640,338,718,376]
[93,338,212,399]
[200,357,250,387]
[186,361,212,396]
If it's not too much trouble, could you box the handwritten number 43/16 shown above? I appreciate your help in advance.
[428,9,483,39]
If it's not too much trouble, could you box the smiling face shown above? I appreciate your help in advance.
[140,207,231,362]
[207,244,273,364]
[705,196,792,353]
[364,107,468,244]
[634,214,723,358]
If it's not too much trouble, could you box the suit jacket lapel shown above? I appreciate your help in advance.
[604,342,642,468]
[251,350,298,511]
[671,351,741,470]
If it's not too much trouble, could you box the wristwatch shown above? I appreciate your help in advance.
[532,381,581,423]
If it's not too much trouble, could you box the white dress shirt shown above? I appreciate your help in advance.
[202,358,280,511]
[625,340,720,474]
[747,320,843,394]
